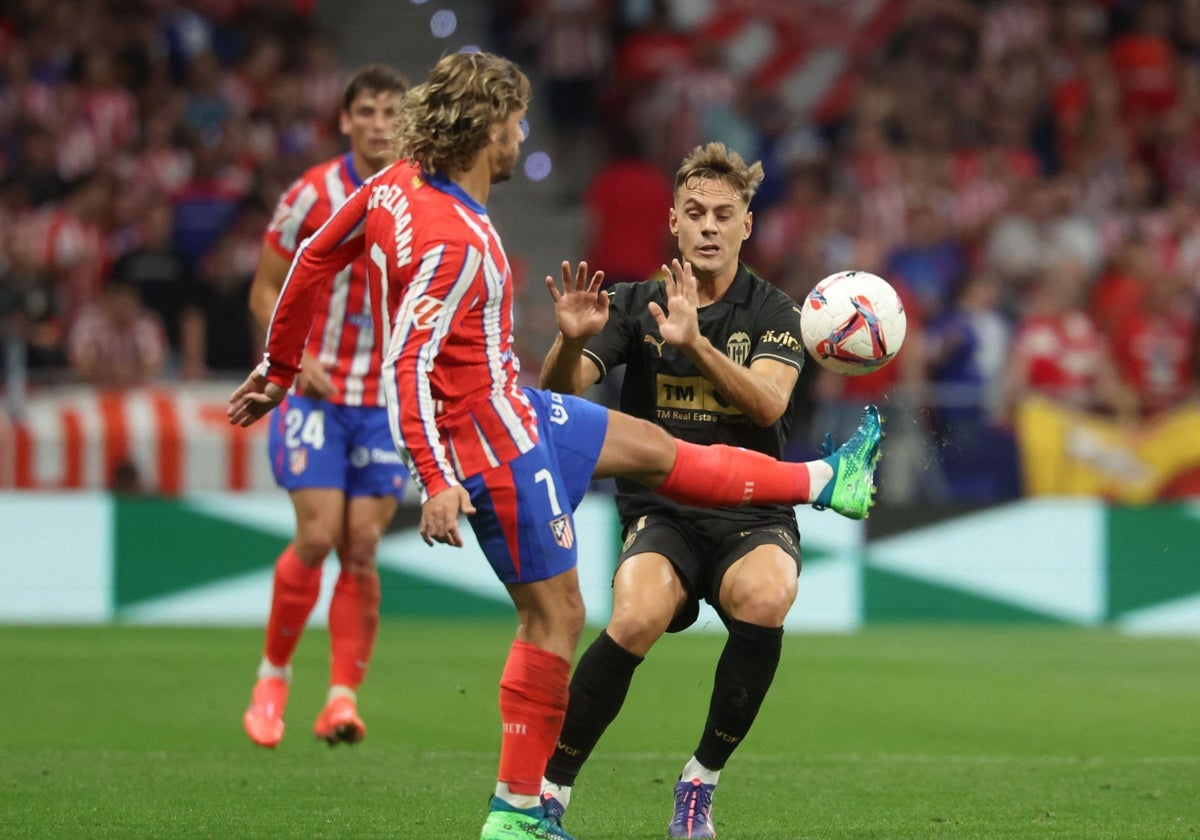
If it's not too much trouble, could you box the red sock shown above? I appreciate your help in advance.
[657,440,814,507]
[328,569,381,689]
[497,640,570,796]
[262,546,322,667]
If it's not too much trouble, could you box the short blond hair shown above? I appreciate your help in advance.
[674,143,765,207]
[396,51,532,175]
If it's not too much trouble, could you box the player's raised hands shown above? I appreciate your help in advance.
[649,259,701,350]
[545,260,608,342]
[227,369,288,427]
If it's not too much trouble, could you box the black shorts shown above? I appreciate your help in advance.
[615,514,802,633]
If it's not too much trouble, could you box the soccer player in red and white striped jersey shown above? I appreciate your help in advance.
[229,52,881,840]
[240,65,410,750]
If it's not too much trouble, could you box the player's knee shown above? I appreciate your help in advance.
[617,417,675,469]
[337,533,381,575]
[726,586,794,626]
[608,608,670,653]
[293,524,337,564]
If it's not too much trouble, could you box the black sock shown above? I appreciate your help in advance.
[544,630,643,787]
[693,619,783,772]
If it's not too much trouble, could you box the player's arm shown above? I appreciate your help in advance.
[540,260,606,394]
[248,247,291,334]
[228,188,368,426]
[249,243,335,399]
[653,260,799,426]
[696,350,798,427]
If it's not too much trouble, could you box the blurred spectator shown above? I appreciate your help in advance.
[581,127,674,288]
[1105,265,1198,418]
[109,198,206,380]
[122,109,194,201]
[18,172,115,332]
[182,50,232,136]
[75,48,139,160]
[67,276,166,388]
[171,127,246,266]
[883,196,968,322]
[1109,0,1178,163]
[924,273,1021,503]
[524,0,611,197]
[0,214,61,368]
[193,200,265,374]
[10,122,68,206]
[0,0,378,386]
[1001,252,1135,419]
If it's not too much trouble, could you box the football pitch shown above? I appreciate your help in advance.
[2,621,1197,839]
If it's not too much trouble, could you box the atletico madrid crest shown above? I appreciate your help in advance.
[550,515,574,549]
[289,448,308,475]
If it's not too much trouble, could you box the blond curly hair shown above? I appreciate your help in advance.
[396,51,532,175]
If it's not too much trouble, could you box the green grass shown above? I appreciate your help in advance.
[1,622,1198,839]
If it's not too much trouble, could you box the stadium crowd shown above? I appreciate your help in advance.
[0,0,336,384]
[2,0,1199,504]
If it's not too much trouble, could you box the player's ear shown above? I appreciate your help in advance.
[744,210,753,239]
[668,206,678,235]
[339,109,352,137]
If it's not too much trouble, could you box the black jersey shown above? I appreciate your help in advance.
[582,264,806,526]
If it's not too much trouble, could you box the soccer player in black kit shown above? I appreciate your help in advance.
[540,142,835,838]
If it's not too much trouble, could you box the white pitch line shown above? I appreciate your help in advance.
[415,751,1199,765]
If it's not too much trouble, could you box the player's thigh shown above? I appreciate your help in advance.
[337,494,398,573]
[593,410,677,483]
[608,551,688,656]
[523,388,607,510]
[463,442,580,586]
[717,536,801,626]
[612,514,701,643]
[288,487,347,561]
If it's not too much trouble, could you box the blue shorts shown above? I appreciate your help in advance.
[268,395,409,499]
[462,388,608,584]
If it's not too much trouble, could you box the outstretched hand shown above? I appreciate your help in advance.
[648,259,701,350]
[545,260,608,342]
[420,485,477,547]
[227,370,288,427]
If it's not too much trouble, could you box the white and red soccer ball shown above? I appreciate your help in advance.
[800,270,907,376]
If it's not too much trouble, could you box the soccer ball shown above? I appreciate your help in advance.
[799,270,907,375]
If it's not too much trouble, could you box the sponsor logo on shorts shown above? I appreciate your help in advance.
[289,448,307,475]
[371,448,404,465]
[550,392,569,425]
[351,446,370,468]
[621,515,647,553]
[550,514,574,549]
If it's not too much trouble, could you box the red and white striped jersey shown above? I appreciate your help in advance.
[19,205,111,327]
[261,162,538,499]
[264,152,383,407]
